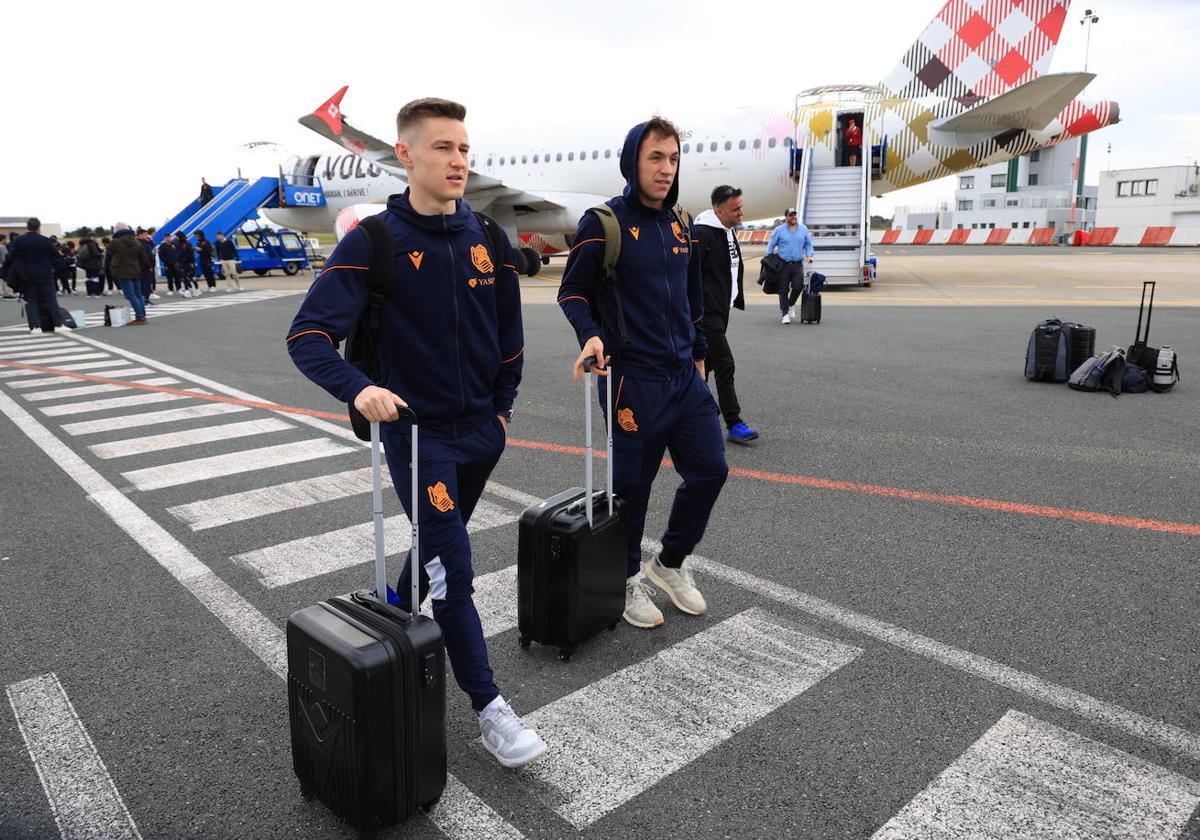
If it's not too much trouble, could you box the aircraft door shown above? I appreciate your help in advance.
[836,111,864,167]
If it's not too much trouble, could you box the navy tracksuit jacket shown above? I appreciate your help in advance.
[287,191,524,712]
[558,122,729,577]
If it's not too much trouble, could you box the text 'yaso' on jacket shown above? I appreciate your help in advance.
[557,121,706,380]
[285,191,524,428]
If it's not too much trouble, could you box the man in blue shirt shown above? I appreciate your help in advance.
[764,208,814,324]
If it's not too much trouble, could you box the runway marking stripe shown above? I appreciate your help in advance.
[90,417,295,460]
[6,357,1195,537]
[61,403,251,436]
[9,367,155,388]
[0,340,74,353]
[6,673,143,840]
[0,352,110,367]
[22,377,178,402]
[229,499,517,589]
[522,607,861,828]
[40,390,204,417]
[166,466,386,531]
[871,710,1200,839]
[0,347,96,361]
[0,386,517,840]
[0,359,129,378]
[120,438,356,491]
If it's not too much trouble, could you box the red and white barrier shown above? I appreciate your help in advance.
[859,226,1200,246]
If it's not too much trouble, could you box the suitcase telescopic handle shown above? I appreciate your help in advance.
[582,357,615,529]
[370,414,420,623]
[1135,280,1156,345]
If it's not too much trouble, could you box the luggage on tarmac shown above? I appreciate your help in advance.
[1025,318,1069,382]
[517,358,628,662]
[1068,346,1126,397]
[287,416,447,832]
[1061,321,1095,375]
[799,272,823,324]
[1126,281,1180,392]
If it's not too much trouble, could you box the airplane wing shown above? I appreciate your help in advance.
[933,72,1096,133]
[298,87,563,213]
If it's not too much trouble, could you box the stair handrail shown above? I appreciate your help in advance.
[796,131,815,225]
[206,177,282,239]
[858,131,871,280]
[170,178,250,237]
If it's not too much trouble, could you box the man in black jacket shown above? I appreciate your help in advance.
[694,186,758,445]
[105,223,150,325]
[8,218,67,333]
[215,231,244,291]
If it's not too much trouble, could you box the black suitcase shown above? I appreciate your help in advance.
[518,359,628,661]
[800,290,821,323]
[287,416,446,832]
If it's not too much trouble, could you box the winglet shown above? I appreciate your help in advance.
[312,86,348,137]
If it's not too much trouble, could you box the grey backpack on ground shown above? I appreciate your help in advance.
[1068,346,1127,397]
[1025,319,1068,382]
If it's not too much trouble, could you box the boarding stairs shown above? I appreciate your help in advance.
[795,159,870,285]
[153,177,283,246]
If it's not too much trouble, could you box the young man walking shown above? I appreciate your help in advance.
[215,231,244,291]
[695,185,758,446]
[287,97,546,769]
[764,208,813,324]
[558,117,729,630]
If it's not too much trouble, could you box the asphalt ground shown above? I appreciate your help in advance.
[0,252,1198,839]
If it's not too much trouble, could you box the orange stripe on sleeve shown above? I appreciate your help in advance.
[692,315,703,324]
[569,237,605,253]
[320,265,369,272]
[501,347,525,364]
[285,329,333,345]
[558,295,590,306]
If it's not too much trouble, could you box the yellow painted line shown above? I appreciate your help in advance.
[955,284,1038,289]
[874,283,925,287]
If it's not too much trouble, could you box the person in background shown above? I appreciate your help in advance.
[100,236,116,294]
[845,118,862,167]
[104,223,150,325]
[215,231,244,291]
[158,234,179,295]
[0,236,10,298]
[8,217,67,333]
[137,228,159,302]
[195,230,217,290]
[199,177,214,207]
[76,232,104,297]
[763,208,813,325]
[174,232,197,297]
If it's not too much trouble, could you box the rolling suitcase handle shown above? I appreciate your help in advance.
[1134,280,1155,346]
[582,357,615,528]
[370,413,419,622]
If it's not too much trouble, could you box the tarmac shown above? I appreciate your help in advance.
[0,249,1197,839]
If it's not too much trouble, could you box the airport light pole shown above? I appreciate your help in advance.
[1070,9,1100,238]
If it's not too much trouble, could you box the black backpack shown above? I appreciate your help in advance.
[1025,319,1068,383]
[344,212,507,441]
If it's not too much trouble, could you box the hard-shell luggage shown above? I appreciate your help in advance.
[287,416,447,832]
[800,290,821,324]
[517,359,627,661]
[1127,280,1180,392]
[1025,318,1068,382]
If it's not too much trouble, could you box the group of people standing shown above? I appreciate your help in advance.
[156,230,244,298]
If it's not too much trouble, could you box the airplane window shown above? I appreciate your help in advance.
[682,143,690,153]
[499,157,504,166]
[738,140,746,150]
[510,156,516,165]
[724,140,732,151]
[568,152,574,161]
[784,137,793,147]
[580,151,586,160]
[768,137,777,148]
[470,158,476,168]
[592,150,598,160]
[556,153,562,162]
[522,155,527,164]
[709,141,717,152]
[604,149,611,159]
[753,138,761,149]
[487,157,493,167]
[533,154,539,163]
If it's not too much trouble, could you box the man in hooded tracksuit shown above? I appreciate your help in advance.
[287,97,546,769]
[558,117,729,630]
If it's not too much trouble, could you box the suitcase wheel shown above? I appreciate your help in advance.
[557,647,573,663]
[608,621,618,632]
[519,635,531,650]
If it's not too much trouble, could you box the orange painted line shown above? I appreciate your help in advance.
[3,358,1197,538]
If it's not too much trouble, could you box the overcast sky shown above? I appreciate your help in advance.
[4,1,1196,228]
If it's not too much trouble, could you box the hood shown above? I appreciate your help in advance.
[386,189,471,235]
[619,121,680,213]
[112,228,135,240]
[694,208,729,230]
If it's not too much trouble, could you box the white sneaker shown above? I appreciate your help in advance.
[781,314,792,325]
[479,698,547,769]
[149,293,161,300]
[789,306,797,319]
[623,572,664,628]
[28,327,42,335]
[643,557,707,616]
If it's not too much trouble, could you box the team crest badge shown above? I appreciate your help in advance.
[671,221,687,244]
[470,243,494,274]
[617,408,638,433]
[427,482,455,513]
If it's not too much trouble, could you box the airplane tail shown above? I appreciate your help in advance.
[881,0,1070,104]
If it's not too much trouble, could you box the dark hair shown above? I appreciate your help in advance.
[711,185,742,207]
[26,217,40,231]
[395,98,467,138]
[643,115,681,149]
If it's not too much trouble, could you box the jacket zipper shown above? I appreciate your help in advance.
[444,217,467,415]
[656,221,677,359]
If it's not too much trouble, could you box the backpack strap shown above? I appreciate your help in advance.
[473,211,508,278]
[356,214,394,362]
[584,205,630,353]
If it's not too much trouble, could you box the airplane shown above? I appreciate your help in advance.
[262,0,1118,282]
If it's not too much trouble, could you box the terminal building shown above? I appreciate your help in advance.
[1095,164,1200,228]
[1,217,63,239]
[893,138,1096,234]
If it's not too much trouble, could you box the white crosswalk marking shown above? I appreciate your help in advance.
[0,346,85,361]
[0,359,128,378]
[2,352,111,367]
[60,402,250,436]
[8,367,155,388]
[0,340,73,353]
[230,499,518,588]
[89,418,295,459]
[120,438,357,491]
[40,390,204,417]
[22,377,177,402]
[166,466,383,531]
[6,673,142,840]
[872,710,1200,839]
[521,608,862,828]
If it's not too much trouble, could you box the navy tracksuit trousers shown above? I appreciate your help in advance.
[600,364,729,577]
[383,416,507,712]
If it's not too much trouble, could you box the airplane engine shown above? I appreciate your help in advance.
[335,203,388,241]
